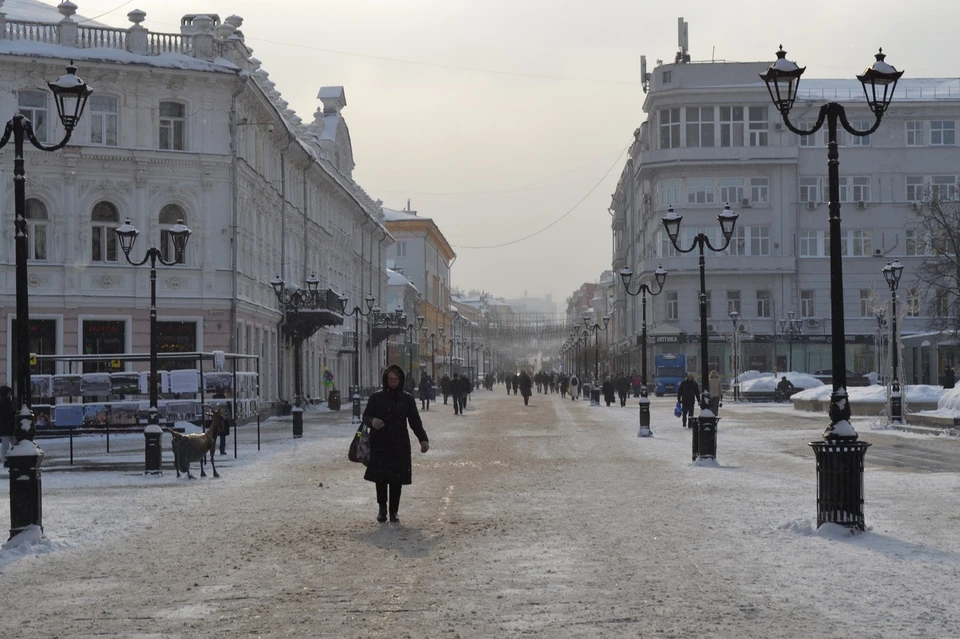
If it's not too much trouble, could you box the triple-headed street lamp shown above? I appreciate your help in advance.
[882,260,905,423]
[4,63,93,539]
[339,294,376,423]
[779,311,803,373]
[116,217,191,470]
[619,265,667,437]
[761,45,901,530]
[583,314,610,403]
[663,204,739,461]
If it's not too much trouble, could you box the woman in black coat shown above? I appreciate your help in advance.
[519,371,533,405]
[362,365,429,523]
[601,377,616,407]
[418,374,432,411]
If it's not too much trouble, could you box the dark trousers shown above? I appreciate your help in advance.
[460,395,467,411]
[421,398,430,411]
[619,393,627,407]
[523,394,529,405]
[453,394,462,414]
[376,482,402,514]
[218,432,227,454]
[681,404,695,427]
[443,393,449,404]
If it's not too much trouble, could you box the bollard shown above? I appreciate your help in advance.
[697,409,718,461]
[689,416,700,461]
[292,406,303,438]
[8,440,44,540]
[352,393,362,424]
[144,425,163,475]
[890,387,902,424]
[590,388,601,406]
[637,393,652,437]
[809,440,871,530]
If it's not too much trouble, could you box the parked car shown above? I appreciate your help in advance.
[812,369,872,386]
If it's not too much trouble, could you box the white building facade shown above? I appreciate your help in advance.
[612,55,960,385]
[0,1,391,410]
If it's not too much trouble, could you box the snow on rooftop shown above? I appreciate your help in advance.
[796,78,960,102]
[386,269,411,287]
[0,40,239,73]
[3,0,105,26]
[382,207,428,222]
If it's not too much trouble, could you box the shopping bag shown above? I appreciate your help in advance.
[347,423,370,465]
[674,401,683,418]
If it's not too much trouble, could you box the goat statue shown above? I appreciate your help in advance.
[165,408,225,479]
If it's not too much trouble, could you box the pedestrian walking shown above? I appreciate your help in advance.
[616,372,630,407]
[519,371,533,406]
[944,366,956,390]
[419,374,432,411]
[631,370,641,398]
[569,374,579,401]
[451,373,463,415]
[361,364,429,524]
[512,373,520,396]
[708,370,722,415]
[601,376,615,407]
[457,374,470,413]
[0,385,15,468]
[212,387,230,455]
[440,374,451,404]
[559,373,569,399]
[677,372,700,428]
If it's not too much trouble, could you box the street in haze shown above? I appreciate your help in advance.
[2,389,959,638]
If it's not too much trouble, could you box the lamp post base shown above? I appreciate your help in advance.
[890,389,902,424]
[8,441,44,540]
[144,425,163,475]
[697,409,718,461]
[292,407,303,438]
[638,396,652,437]
[351,393,362,425]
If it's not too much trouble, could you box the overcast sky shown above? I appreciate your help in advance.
[72,0,958,306]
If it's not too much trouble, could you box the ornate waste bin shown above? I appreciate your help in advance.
[327,389,341,411]
[809,440,871,530]
[689,417,700,461]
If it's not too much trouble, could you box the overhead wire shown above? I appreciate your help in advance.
[76,0,135,24]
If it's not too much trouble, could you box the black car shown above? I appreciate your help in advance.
[812,369,872,386]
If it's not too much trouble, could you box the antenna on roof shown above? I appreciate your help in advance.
[676,17,690,64]
[640,55,650,93]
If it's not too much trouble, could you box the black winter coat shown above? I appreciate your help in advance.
[362,366,429,485]
[677,378,701,407]
[602,380,615,402]
[615,376,630,396]
[519,373,532,397]
[0,393,15,438]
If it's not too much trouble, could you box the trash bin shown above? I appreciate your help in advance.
[280,400,292,416]
[590,388,601,406]
[809,440,871,530]
[327,390,341,411]
[689,417,700,461]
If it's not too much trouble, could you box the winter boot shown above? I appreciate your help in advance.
[377,505,387,523]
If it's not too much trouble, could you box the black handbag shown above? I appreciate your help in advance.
[347,422,370,465]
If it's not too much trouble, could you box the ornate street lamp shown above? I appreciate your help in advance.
[663,204,738,460]
[882,260,905,423]
[730,311,742,402]
[116,217,191,471]
[620,265,667,436]
[582,313,610,405]
[3,64,93,540]
[778,310,803,373]
[341,294,376,423]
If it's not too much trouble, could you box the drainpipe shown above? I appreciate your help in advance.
[229,74,249,355]
[277,131,296,403]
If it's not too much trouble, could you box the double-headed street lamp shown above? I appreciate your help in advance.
[762,45,901,530]
[730,310,743,402]
[406,314,426,388]
[882,260,905,423]
[583,314,610,386]
[116,217,191,471]
[4,64,93,539]
[422,325,444,380]
[663,204,738,461]
[339,294,376,423]
[619,265,667,437]
[779,311,803,373]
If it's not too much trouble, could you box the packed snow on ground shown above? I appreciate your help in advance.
[739,372,824,393]
[792,384,945,404]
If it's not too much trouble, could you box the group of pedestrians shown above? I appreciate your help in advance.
[417,373,473,415]
[676,370,727,428]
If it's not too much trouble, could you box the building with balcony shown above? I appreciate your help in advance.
[612,54,960,383]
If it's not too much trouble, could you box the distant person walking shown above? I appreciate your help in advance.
[708,370,722,415]
[944,366,956,390]
[569,374,580,401]
[451,373,464,415]
[519,371,533,406]
[677,372,700,428]
[419,374,432,411]
[616,372,630,407]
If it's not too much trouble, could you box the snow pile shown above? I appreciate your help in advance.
[0,525,71,571]
[791,385,945,404]
[778,519,867,538]
[733,370,767,384]
[937,387,960,411]
[740,372,824,393]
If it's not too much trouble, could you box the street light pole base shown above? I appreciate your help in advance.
[7,441,44,541]
[144,426,163,475]
[351,394,362,425]
[292,407,304,438]
[638,396,653,437]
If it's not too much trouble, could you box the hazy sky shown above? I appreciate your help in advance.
[70,0,958,304]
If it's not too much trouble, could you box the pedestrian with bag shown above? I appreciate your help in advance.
[360,365,429,524]
[440,374,451,404]
[708,370,722,415]
[601,376,616,407]
[677,372,701,428]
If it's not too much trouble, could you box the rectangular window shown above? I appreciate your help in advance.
[156,321,198,372]
[836,176,851,203]
[89,95,118,146]
[905,229,929,256]
[822,127,847,147]
[860,289,873,317]
[720,106,744,147]
[396,241,407,258]
[934,289,950,317]
[727,290,741,316]
[906,287,921,317]
[799,230,821,257]
[757,290,772,318]
[666,291,678,321]
[159,101,185,151]
[800,177,821,203]
[906,176,925,201]
[800,290,815,318]
[656,229,678,258]
[720,178,744,206]
[659,108,681,149]
[931,121,956,146]
[10,319,58,382]
[661,70,672,84]
[852,177,871,203]
[852,122,872,146]
[658,179,681,209]
[91,226,118,262]
[82,320,126,373]
[798,121,816,147]
[906,121,924,146]
[686,106,715,148]
[750,226,770,256]
[748,106,768,147]
[842,230,873,256]
[18,90,48,143]
[750,177,769,204]
[931,175,957,201]
[726,225,746,257]
[686,178,715,205]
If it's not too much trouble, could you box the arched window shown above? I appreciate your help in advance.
[160,204,187,264]
[91,201,119,262]
[24,198,48,261]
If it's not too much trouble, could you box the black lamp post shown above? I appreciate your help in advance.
[620,265,667,436]
[583,314,610,388]
[663,204,738,461]
[407,314,426,389]
[882,260,905,423]
[422,326,444,380]
[4,63,93,540]
[116,217,191,471]
[779,311,803,373]
[340,294,376,424]
[762,45,901,530]
[269,273,326,438]
[730,310,742,402]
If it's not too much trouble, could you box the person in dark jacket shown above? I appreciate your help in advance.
[559,373,569,399]
[677,373,701,428]
[457,374,470,413]
[519,371,533,405]
[512,374,520,395]
[361,365,429,523]
[0,385,16,468]
[440,374,451,404]
[615,372,630,407]
[212,387,231,455]
[418,374,432,411]
[944,366,956,390]
[601,376,615,406]
[451,373,464,415]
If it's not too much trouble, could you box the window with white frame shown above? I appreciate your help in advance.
[91,201,120,262]
[931,120,956,146]
[159,101,186,151]
[906,121,924,146]
[836,176,851,202]
[800,290,815,317]
[798,121,816,146]
[860,289,874,317]
[852,177,871,203]
[655,229,679,258]
[727,290,741,315]
[704,291,712,318]
[666,290,678,320]
[822,127,847,147]
[750,177,769,203]
[659,108,681,149]
[905,229,930,256]
[396,241,407,258]
[799,230,822,257]
[748,106,768,147]
[906,287,921,317]
[89,95,118,146]
[852,122,871,146]
[25,198,48,261]
[934,288,950,317]
[686,106,715,148]
[18,90,48,143]
[799,177,821,203]
[720,178,744,205]
[720,106,744,147]
[159,204,187,264]
[658,179,681,209]
[840,230,873,256]
[726,225,746,256]
[757,290,772,318]
[687,178,715,205]
[931,175,957,201]
[750,226,770,256]
[906,176,925,201]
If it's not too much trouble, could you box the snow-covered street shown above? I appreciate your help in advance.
[1,390,959,638]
